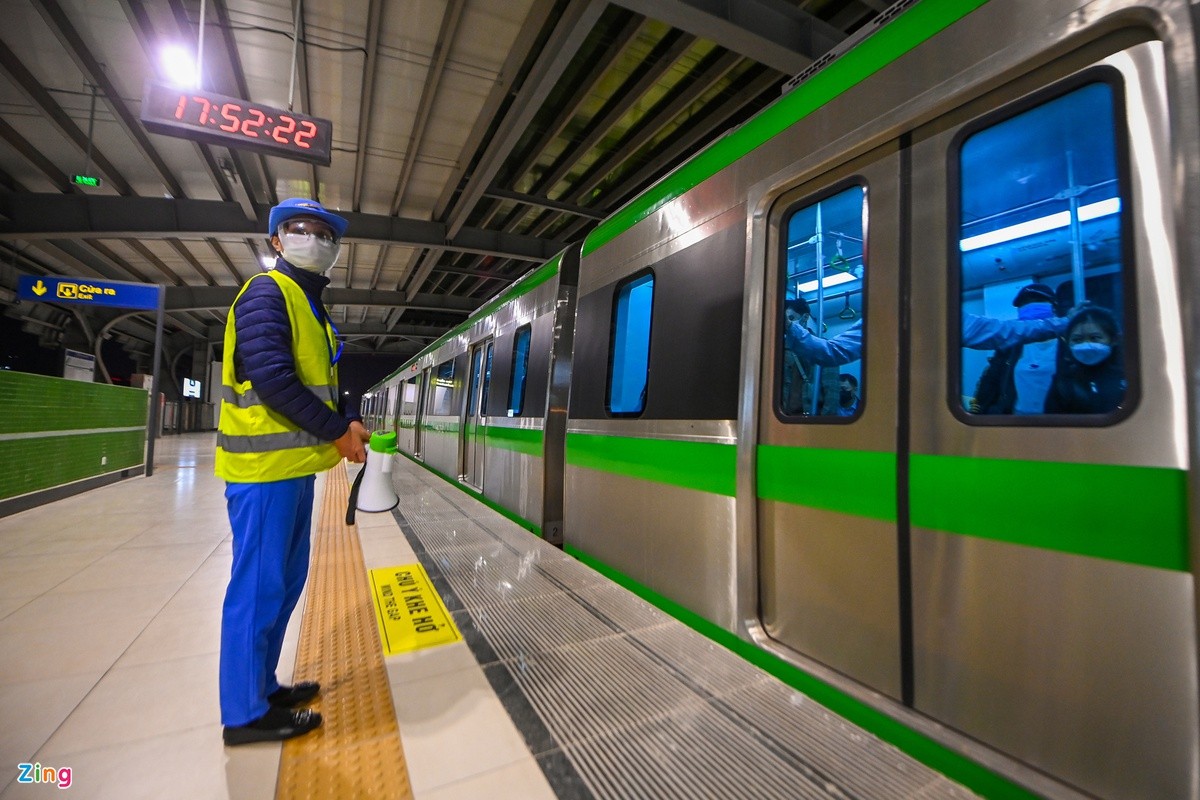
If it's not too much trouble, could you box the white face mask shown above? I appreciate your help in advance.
[1070,342,1111,365]
[279,232,340,273]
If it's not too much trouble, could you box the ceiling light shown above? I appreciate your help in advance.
[796,271,856,293]
[160,45,197,88]
[960,197,1120,252]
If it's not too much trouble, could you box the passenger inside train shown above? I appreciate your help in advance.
[970,283,1064,414]
[1044,305,1128,414]
[958,78,1131,418]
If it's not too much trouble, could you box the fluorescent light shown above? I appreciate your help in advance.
[796,271,856,293]
[1077,196,1120,221]
[960,198,1120,252]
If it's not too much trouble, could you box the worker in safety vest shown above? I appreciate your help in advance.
[215,198,369,745]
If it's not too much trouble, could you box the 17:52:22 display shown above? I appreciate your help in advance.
[139,81,333,166]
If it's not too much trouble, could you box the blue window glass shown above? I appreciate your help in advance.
[431,360,455,416]
[466,348,482,416]
[508,326,531,416]
[607,271,654,416]
[481,342,493,415]
[958,80,1131,420]
[779,184,865,419]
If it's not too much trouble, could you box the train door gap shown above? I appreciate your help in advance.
[896,131,915,707]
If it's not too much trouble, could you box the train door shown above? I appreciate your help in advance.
[760,41,1195,800]
[757,145,904,700]
[461,339,492,488]
[905,45,1194,800]
[413,368,429,459]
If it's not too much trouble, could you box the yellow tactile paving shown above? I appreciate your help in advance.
[276,463,414,800]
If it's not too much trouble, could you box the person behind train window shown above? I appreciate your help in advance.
[785,310,1066,367]
[834,373,859,416]
[215,198,370,746]
[781,298,816,414]
[970,283,1062,414]
[1043,305,1127,414]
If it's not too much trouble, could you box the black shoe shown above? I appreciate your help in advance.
[268,681,320,707]
[223,707,322,746]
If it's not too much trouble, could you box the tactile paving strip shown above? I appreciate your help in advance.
[276,465,413,800]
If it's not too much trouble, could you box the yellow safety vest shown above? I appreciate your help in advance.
[215,270,342,482]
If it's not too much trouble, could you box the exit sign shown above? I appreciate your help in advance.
[71,174,102,187]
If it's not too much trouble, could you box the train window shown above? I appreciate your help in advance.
[956,77,1133,422]
[607,270,655,416]
[777,183,866,420]
[401,378,418,416]
[481,343,493,416]
[430,359,455,416]
[508,325,531,416]
[466,348,482,416]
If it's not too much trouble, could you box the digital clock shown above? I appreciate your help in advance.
[139,80,333,166]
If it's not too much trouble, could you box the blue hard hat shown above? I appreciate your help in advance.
[268,198,349,239]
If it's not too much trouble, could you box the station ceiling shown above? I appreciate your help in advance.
[0,0,893,369]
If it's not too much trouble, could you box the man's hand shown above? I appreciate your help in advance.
[334,423,368,463]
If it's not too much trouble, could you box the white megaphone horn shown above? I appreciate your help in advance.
[346,431,399,524]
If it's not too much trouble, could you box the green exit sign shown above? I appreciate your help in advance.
[71,174,102,187]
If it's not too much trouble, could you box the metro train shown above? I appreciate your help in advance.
[362,0,1200,797]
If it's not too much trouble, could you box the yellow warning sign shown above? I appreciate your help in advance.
[369,563,461,655]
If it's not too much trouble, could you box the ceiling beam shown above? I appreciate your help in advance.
[209,0,278,206]
[445,0,608,240]
[166,285,477,314]
[529,30,694,199]
[388,0,464,218]
[117,0,233,200]
[0,118,71,192]
[31,0,186,198]
[351,0,384,212]
[0,193,562,261]
[482,189,606,220]
[605,0,844,75]
[0,39,133,195]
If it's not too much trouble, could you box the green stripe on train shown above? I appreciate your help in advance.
[395,448,542,536]
[566,432,737,496]
[910,453,1188,572]
[484,426,543,456]
[568,434,1187,570]
[758,444,897,521]
[565,544,1038,800]
[582,0,990,258]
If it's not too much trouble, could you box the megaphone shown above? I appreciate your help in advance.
[346,431,398,524]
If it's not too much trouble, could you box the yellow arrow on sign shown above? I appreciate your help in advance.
[32,280,47,296]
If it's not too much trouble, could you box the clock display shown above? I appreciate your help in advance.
[140,80,333,166]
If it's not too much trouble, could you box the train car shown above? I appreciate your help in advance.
[365,248,579,542]
[367,0,1200,797]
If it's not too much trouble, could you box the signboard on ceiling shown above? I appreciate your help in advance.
[17,275,160,310]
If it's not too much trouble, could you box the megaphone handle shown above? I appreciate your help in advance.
[345,463,365,526]
[382,453,394,474]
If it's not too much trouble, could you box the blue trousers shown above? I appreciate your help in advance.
[219,475,315,726]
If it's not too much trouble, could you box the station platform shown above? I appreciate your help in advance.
[0,432,978,799]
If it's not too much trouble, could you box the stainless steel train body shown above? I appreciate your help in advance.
[368,251,578,540]
[366,1,1200,797]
